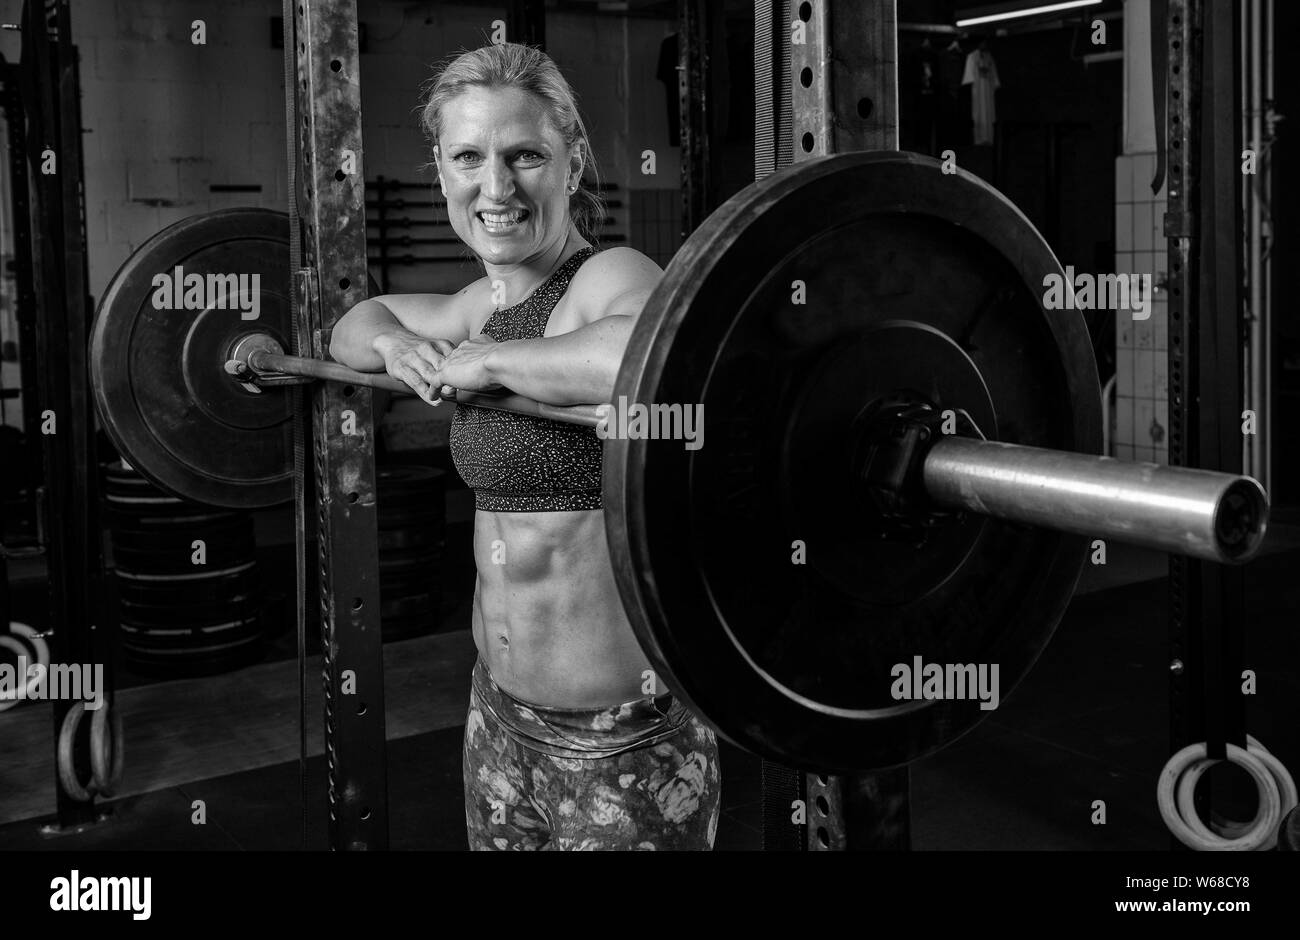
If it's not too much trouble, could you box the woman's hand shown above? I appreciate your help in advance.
[431,335,504,399]
[373,331,456,405]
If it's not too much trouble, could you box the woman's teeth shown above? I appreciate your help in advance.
[478,210,528,232]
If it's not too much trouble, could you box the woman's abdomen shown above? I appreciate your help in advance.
[469,508,653,708]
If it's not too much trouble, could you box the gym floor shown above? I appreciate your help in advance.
[4,513,1296,851]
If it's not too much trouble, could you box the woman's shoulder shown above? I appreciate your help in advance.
[569,246,663,321]
[577,245,661,277]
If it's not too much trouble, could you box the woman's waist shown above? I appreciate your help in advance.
[470,655,690,759]
[472,620,653,703]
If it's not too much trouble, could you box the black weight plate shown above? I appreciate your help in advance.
[121,635,262,679]
[120,617,260,648]
[119,596,258,627]
[115,568,257,606]
[91,209,295,509]
[112,538,256,574]
[605,152,1102,773]
[115,560,258,587]
[109,517,252,548]
[105,511,241,532]
[102,491,189,511]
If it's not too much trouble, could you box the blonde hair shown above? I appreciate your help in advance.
[420,43,605,244]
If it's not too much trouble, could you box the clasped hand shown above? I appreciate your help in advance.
[380,334,501,405]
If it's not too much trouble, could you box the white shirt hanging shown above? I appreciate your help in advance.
[962,49,1000,146]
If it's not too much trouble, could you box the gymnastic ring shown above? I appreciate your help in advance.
[1163,743,1280,851]
[1159,743,1278,851]
[89,702,125,797]
[1176,763,1263,847]
[57,702,97,802]
[1177,736,1297,849]
[1176,736,1297,850]
[1157,742,1282,851]
[0,622,48,712]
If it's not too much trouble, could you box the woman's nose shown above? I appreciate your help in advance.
[479,160,514,202]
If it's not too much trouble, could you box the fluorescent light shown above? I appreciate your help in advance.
[956,0,1102,28]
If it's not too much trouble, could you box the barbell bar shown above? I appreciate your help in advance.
[224,332,607,428]
[224,332,1266,567]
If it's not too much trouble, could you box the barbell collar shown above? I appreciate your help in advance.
[922,436,1268,565]
[234,334,605,428]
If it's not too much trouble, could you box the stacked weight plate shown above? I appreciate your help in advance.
[103,461,262,676]
[377,466,445,640]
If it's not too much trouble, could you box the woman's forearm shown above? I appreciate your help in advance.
[329,299,408,370]
[484,315,634,406]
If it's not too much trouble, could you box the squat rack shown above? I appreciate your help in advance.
[282,0,1253,852]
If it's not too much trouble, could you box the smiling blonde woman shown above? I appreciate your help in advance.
[330,42,720,851]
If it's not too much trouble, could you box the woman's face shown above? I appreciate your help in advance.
[434,85,582,266]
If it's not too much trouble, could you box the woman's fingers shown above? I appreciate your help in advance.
[400,353,439,387]
[394,363,440,405]
[379,339,463,406]
[413,341,446,366]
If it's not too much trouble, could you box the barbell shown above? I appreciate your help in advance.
[89,152,1268,772]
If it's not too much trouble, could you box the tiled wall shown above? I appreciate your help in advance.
[1112,151,1168,463]
[627,188,682,268]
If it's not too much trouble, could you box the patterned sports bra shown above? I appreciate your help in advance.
[448,247,604,512]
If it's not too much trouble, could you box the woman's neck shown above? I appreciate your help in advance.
[481,229,588,308]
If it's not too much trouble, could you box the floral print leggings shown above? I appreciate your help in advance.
[462,658,721,850]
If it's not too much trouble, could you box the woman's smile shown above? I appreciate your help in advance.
[476,207,531,235]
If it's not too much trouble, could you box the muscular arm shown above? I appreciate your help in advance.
[479,249,661,406]
[485,312,636,406]
[329,292,472,371]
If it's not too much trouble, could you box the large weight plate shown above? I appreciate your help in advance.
[91,209,295,509]
[605,151,1103,773]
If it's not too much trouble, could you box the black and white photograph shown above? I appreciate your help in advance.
[0,0,1295,917]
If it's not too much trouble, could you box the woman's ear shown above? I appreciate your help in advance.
[568,141,586,192]
[433,146,447,195]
